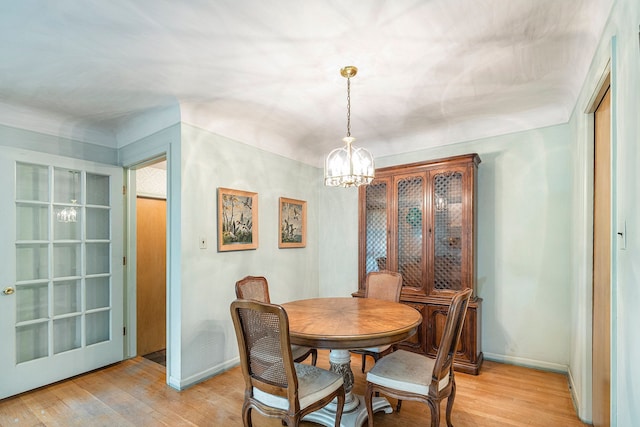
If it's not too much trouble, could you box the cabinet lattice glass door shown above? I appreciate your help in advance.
[1,151,123,400]
[364,181,388,275]
[432,170,464,292]
[396,175,425,289]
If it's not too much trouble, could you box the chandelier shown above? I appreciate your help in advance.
[324,66,374,187]
[56,171,79,223]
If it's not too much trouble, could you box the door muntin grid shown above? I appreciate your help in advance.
[433,171,463,291]
[397,176,424,288]
[14,163,113,364]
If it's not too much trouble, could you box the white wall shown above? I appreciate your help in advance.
[177,124,321,386]
[318,185,360,297]
[319,124,574,371]
[568,0,640,424]
[0,123,117,164]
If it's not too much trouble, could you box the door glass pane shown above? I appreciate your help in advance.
[397,177,423,288]
[433,172,463,291]
[53,169,81,227]
[16,244,48,281]
[16,323,48,363]
[53,316,81,354]
[54,207,81,240]
[86,311,110,345]
[54,280,81,315]
[53,243,81,277]
[13,162,115,371]
[365,182,387,274]
[16,204,49,241]
[53,169,81,204]
[16,283,49,322]
[86,208,110,240]
[86,277,110,310]
[86,243,110,274]
[16,163,49,202]
[86,174,110,206]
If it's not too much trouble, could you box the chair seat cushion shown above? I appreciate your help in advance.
[290,344,312,360]
[366,349,449,395]
[355,344,391,354]
[254,363,343,411]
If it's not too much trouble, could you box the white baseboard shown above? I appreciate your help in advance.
[483,352,568,373]
[567,367,580,413]
[567,366,592,424]
[172,356,240,390]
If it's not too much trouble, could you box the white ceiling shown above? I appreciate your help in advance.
[0,1,612,166]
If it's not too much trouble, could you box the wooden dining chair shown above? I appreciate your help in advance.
[230,299,345,427]
[235,276,317,366]
[351,271,403,372]
[364,288,473,427]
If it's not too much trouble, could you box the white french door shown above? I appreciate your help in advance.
[0,148,124,399]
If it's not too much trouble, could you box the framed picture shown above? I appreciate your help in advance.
[217,188,258,251]
[279,197,306,248]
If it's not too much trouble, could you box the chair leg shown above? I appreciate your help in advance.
[396,399,402,413]
[365,383,375,427]
[242,404,253,427]
[371,352,381,396]
[282,415,295,426]
[428,400,440,427]
[311,349,318,366]
[334,385,346,427]
[445,380,457,427]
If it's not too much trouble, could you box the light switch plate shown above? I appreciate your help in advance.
[199,236,207,249]
[618,220,626,250]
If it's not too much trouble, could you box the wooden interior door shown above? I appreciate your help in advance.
[592,86,611,427]
[136,197,166,356]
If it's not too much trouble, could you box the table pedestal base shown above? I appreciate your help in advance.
[303,349,393,426]
[303,394,392,427]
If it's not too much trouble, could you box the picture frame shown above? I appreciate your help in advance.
[279,197,306,248]
[217,188,258,251]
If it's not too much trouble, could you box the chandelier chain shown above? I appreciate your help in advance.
[346,77,351,137]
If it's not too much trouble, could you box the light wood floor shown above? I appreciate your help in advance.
[0,350,587,426]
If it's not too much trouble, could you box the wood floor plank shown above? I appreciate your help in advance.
[0,395,44,426]
[0,351,587,427]
[72,368,176,426]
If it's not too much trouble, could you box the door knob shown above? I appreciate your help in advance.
[2,287,15,295]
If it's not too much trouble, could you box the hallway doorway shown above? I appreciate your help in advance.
[134,159,167,366]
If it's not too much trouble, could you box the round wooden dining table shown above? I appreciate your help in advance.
[281,297,422,427]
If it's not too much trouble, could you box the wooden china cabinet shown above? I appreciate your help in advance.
[353,153,483,374]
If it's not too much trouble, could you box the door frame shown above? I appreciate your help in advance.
[124,157,168,361]
[123,150,182,389]
[591,84,611,427]
[120,125,182,390]
[583,40,618,426]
